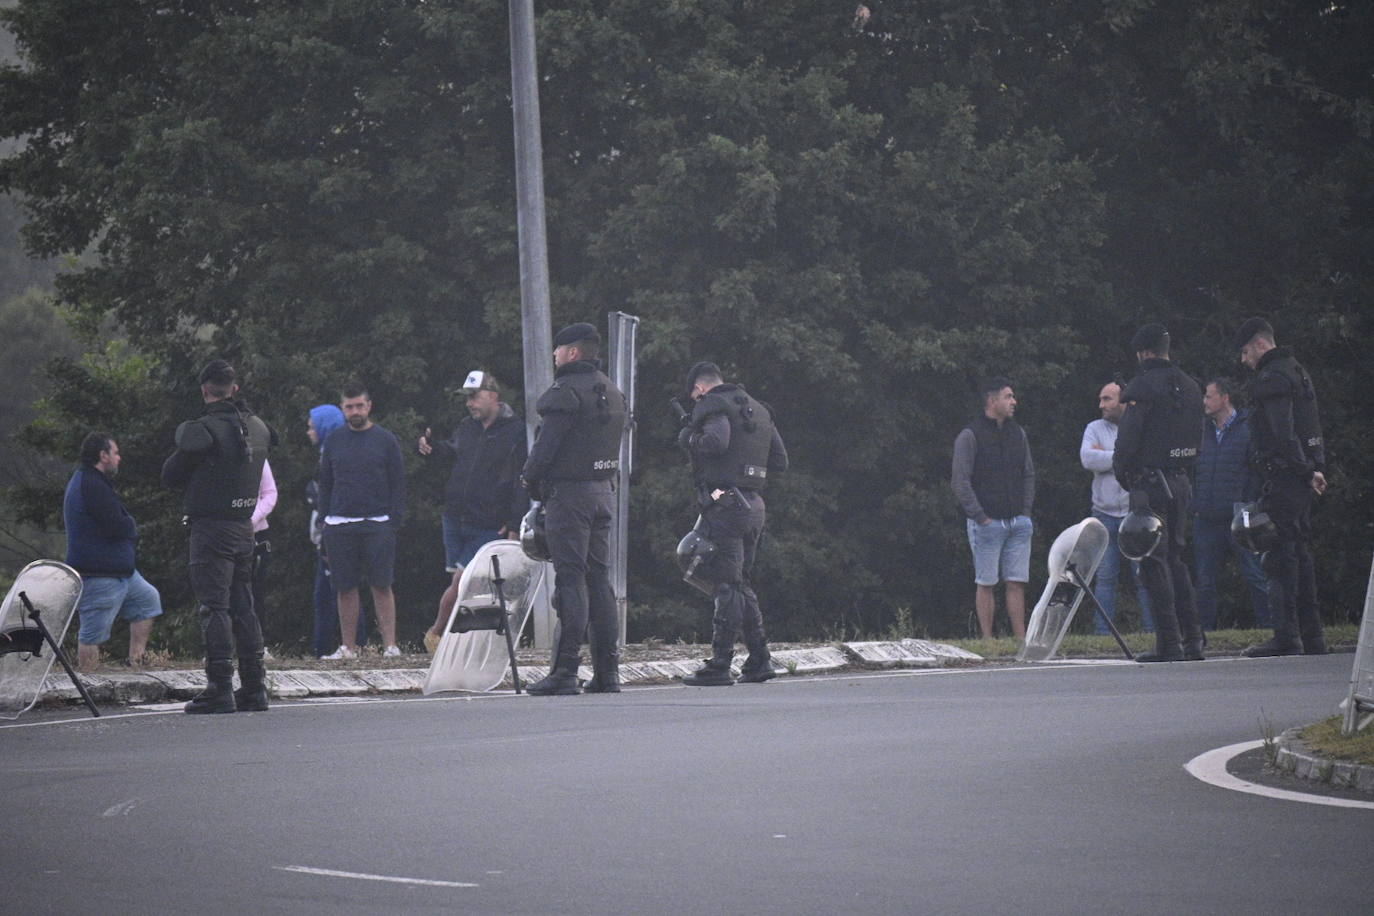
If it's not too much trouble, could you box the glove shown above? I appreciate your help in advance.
[522,476,544,502]
[677,427,694,451]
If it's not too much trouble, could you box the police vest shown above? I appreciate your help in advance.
[1249,348,1324,475]
[1121,363,1202,471]
[178,401,272,518]
[691,384,774,490]
[536,363,626,480]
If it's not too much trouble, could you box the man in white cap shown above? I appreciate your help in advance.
[418,370,528,651]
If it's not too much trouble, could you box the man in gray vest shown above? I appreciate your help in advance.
[952,377,1035,639]
[521,323,628,695]
[677,362,789,686]
[162,360,274,713]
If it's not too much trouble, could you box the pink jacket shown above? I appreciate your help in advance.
[252,459,278,533]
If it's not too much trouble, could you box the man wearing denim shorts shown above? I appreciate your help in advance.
[318,383,407,659]
[64,432,162,671]
[417,370,528,652]
[951,377,1035,638]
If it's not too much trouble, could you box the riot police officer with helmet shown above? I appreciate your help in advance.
[521,323,628,695]
[161,360,275,713]
[676,362,788,686]
[1113,325,1205,662]
[1234,317,1328,657]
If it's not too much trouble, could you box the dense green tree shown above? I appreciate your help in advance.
[1,0,1368,649]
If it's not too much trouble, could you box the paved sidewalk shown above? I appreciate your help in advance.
[35,639,984,708]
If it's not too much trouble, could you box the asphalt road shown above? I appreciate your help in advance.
[2,655,1366,914]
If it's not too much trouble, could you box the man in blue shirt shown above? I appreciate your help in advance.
[64,432,162,671]
[318,383,407,659]
[1191,377,1269,630]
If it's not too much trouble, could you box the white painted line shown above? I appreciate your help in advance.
[1184,740,1374,811]
[101,798,142,817]
[274,865,478,888]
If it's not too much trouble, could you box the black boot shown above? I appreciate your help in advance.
[1181,638,1206,662]
[185,659,237,714]
[584,636,621,694]
[528,655,582,696]
[234,653,269,712]
[738,651,775,683]
[683,658,735,686]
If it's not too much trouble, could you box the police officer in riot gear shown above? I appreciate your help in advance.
[677,362,789,686]
[1234,318,1328,657]
[521,323,628,695]
[161,360,275,713]
[1113,325,1205,662]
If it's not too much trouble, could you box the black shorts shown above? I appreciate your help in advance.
[322,520,396,591]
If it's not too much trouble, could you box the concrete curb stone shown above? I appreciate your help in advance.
[1274,726,1374,795]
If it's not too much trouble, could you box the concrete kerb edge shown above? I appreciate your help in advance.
[36,641,982,707]
[1273,726,1374,795]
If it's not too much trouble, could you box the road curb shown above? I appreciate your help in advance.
[1274,726,1374,794]
[34,640,982,708]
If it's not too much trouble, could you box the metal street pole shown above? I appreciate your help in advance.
[509,0,555,649]
[607,312,639,646]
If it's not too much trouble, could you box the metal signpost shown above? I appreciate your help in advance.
[606,312,639,645]
[1341,551,1374,735]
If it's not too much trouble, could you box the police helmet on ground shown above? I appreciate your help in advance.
[676,525,718,596]
[520,503,550,562]
[1231,501,1279,554]
[1118,509,1165,561]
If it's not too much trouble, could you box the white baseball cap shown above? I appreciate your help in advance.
[461,370,499,392]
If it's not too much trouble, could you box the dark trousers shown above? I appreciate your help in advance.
[544,479,616,668]
[699,490,769,665]
[1261,474,1323,649]
[1192,514,1269,629]
[188,517,263,664]
[1136,472,1202,654]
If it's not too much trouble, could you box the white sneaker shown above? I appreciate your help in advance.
[382,645,402,658]
[322,645,357,660]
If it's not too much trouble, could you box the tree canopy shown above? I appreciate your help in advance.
[2,0,1369,650]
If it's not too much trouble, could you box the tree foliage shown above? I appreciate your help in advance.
[1,0,1368,649]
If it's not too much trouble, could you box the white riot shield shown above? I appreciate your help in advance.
[423,541,544,694]
[0,560,83,719]
[1018,518,1110,662]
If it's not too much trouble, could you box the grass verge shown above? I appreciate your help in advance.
[1300,716,1374,767]
[947,624,1360,661]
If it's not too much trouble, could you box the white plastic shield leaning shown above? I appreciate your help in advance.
[423,541,544,694]
[0,560,83,719]
[1018,518,1109,662]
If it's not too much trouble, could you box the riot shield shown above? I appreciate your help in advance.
[423,541,545,694]
[1018,518,1110,662]
[0,560,83,719]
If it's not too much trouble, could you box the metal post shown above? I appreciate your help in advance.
[508,0,554,649]
[607,312,639,646]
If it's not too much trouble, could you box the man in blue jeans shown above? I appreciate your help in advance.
[1191,377,1268,630]
[952,377,1035,639]
[417,370,528,652]
[1080,381,1154,633]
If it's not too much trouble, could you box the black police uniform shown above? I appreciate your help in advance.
[682,382,789,683]
[1114,358,1204,661]
[1245,346,1326,655]
[521,359,627,693]
[162,397,273,711]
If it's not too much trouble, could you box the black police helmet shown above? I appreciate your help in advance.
[1231,501,1279,554]
[520,503,550,562]
[676,527,719,596]
[1119,509,1165,561]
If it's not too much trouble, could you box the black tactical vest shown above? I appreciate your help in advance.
[537,363,626,480]
[691,384,774,490]
[1120,362,1202,471]
[180,401,272,519]
[1249,348,1324,474]
[967,413,1027,520]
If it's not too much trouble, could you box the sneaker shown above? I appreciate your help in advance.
[423,632,441,654]
[322,645,357,660]
[262,648,275,661]
[382,645,402,658]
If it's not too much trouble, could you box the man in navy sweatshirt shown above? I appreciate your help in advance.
[318,383,407,658]
[64,432,162,670]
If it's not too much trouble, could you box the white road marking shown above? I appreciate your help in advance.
[274,865,478,888]
[101,798,142,817]
[1184,740,1374,810]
